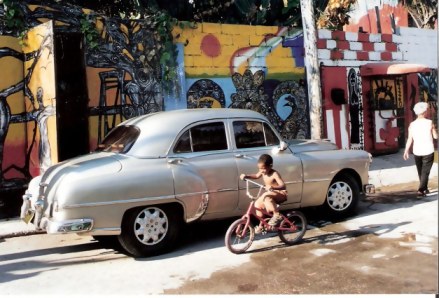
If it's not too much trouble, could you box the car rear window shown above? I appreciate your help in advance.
[96,125,140,153]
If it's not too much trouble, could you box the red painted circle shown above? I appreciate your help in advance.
[200,34,221,57]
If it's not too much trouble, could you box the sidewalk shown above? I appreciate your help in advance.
[1,152,437,239]
[369,151,438,188]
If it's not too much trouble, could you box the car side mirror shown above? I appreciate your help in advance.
[272,141,288,155]
[279,141,288,151]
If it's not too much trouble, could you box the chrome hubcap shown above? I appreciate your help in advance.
[134,207,168,245]
[327,181,353,211]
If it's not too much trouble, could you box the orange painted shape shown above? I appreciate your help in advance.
[200,34,221,57]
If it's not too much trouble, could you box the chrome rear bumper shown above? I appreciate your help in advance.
[21,193,93,234]
[47,218,93,234]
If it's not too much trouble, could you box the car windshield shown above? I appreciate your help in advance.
[96,125,140,154]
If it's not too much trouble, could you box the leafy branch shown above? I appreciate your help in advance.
[79,13,100,49]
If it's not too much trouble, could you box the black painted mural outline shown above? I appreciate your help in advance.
[0,25,56,190]
[347,68,364,149]
[228,69,309,140]
[187,79,225,109]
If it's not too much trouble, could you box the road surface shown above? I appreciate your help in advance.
[0,181,437,294]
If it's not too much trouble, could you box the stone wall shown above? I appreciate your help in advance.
[317,29,404,67]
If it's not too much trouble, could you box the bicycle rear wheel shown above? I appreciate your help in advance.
[278,211,307,245]
[225,218,255,254]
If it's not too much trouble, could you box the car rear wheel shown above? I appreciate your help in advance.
[118,205,181,257]
[324,174,359,218]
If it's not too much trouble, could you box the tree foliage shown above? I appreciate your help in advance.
[67,0,323,27]
[403,0,437,29]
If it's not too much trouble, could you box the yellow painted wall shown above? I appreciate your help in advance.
[173,23,303,78]
[0,36,26,179]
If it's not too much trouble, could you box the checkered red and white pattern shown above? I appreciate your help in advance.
[317,29,404,66]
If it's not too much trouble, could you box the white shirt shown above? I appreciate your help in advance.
[409,118,435,156]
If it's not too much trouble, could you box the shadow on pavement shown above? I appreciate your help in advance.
[0,188,435,274]
[246,220,411,254]
[0,241,127,284]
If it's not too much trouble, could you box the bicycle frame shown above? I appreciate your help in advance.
[238,179,298,235]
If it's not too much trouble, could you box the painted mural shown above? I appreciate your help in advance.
[371,76,404,150]
[187,79,225,109]
[419,70,438,125]
[174,24,309,140]
[0,37,25,192]
[347,68,364,150]
[23,22,58,176]
[0,21,58,195]
[86,18,164,146]
[0,1,166,189]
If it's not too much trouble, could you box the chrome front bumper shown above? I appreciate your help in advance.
[21,193,93,234]
[364,184,376,194]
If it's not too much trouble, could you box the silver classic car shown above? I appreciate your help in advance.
[21,109,374,257]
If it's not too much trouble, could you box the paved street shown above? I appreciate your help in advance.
[0,181,437,295]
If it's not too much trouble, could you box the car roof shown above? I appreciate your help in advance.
[123,108,269,157]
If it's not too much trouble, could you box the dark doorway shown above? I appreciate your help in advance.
[54,33,90,161]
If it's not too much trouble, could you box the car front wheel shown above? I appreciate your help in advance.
[118,205,181,257]
[324,174,359,218]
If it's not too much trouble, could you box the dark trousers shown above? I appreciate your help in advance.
[414,153,434,192]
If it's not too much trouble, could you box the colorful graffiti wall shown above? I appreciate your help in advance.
[171,23,308,140]
[0,36,26,192]
[0,1,166,205]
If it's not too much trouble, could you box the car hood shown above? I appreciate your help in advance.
[287,139,338,153]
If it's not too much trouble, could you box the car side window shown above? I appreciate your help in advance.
[264,123,280,146]
[174,130,191,153]
[174,122,228,153]
[233,121,279,149]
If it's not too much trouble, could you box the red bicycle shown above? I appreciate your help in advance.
[225,178,307,254]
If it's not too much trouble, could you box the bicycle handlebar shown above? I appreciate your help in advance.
[242,177,265,188]
[242,178,265,200]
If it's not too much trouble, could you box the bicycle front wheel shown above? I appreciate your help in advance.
[278,211,307,245]
[225,218,255,254]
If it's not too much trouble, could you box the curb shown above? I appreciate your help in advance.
[0,229,45,240]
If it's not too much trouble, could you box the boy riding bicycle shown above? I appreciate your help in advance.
[240,154,287,233]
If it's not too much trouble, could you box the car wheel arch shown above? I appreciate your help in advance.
[323,169,362,218]
[120,202,185,225]
[331,168,362,190]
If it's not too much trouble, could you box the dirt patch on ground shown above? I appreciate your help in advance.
[165,232,437,294]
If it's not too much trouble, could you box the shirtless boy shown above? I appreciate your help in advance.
[240,154,287,232]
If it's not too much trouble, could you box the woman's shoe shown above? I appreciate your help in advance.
[416,191,426,198]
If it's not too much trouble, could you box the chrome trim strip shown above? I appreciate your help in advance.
[176,188,239,199]
[285,181,302,184]
[175,191,206,199]
[62,195,176,209]
[304,178,331,183]
[94,227,121,232]
[216,188,236,192]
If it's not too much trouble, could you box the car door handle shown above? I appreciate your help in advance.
[235,154,245,158]
[168,158,183,165]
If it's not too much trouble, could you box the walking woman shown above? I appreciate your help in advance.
[403,102,438,197]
